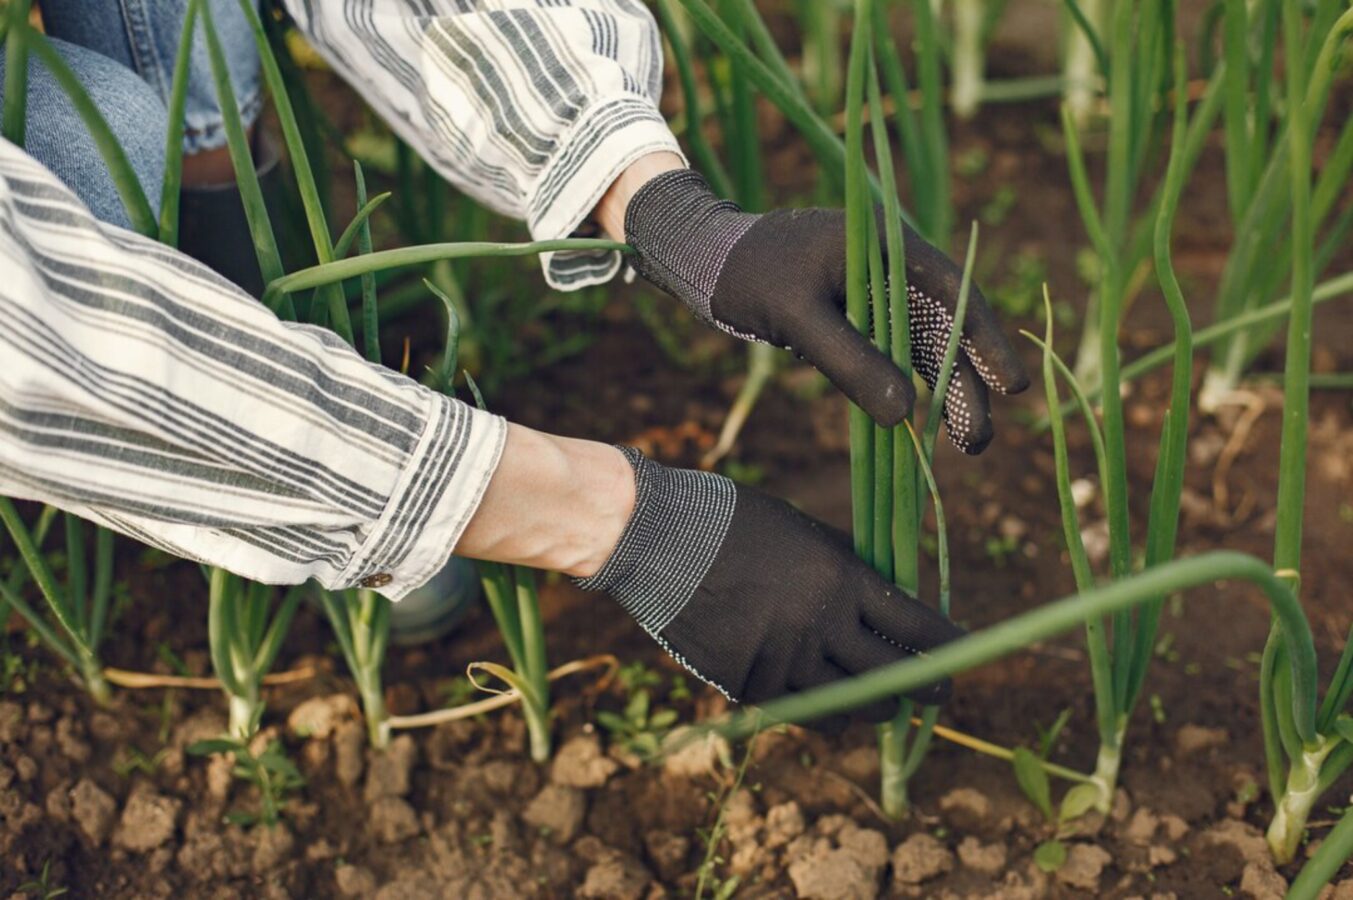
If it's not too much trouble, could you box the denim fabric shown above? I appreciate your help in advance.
[0,39,166,230]
[40,0,262,154]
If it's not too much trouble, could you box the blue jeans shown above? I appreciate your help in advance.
[0,0,260,229]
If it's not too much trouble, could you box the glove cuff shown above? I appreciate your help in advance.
[573,447,736,635]
[623,169,759,336]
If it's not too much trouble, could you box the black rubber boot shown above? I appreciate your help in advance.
[177,133,282,298]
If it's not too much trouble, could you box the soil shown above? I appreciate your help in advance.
[3,2,1353,898]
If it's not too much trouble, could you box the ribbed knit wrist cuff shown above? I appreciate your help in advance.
[573,447,736,635]
[623,169,759,335]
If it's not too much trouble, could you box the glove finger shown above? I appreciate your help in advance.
[891,218,1029,395]
[939,351,995,455]
[785,299,916,427]
[789,661,883,731]
[858,588,965,706]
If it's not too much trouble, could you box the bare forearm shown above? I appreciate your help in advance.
[454,425,635,578]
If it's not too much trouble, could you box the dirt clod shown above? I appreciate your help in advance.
[0,701,23,743]
[334,864,377,897]
[252,823,295,872]
[794,851,877,899]
[1175,724,1229,756]
[660,728,728,780]
[333,720,366,787]
[957,835,1008,875]
[643,830,689,882]
[763,801,805,849]
[70,778,117,846]
[577,850,652,900]
[1241,861,1288,899]
[1056,843,1111,892]
[113,784,182,852]
[368,796,420,844]
[286,694,355,740]
[523,784,587,844]
[365,734,417,802]
[890,833,954,886]
[939,787,992,832]
[552,735,620,788]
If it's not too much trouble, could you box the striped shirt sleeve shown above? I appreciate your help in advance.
[0,140,506,601]
[281,0,684,291]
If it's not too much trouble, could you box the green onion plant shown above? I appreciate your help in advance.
[1256,0,1353,869]
[0,504,112,703]
[1197,4,1353,411]
[207,570,302,739]
[1029,36,1196,810]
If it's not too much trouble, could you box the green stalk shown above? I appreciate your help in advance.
[353,161,381,363]
[921,223,977,461]
[1289,806,1353,900]
[1041,271,1353,425]
[514,567,551,763]
[158,0,202,246]
[1123,42,1194,715]
[951,0,986,120]
[1040,290,1116,809]
[715,552,1318,742]
[231,0,350,342]
[654,0,735,199]
[319,588,391,748]
[1271,0,1315,592]
[910,0,952,247]
[199,0,288,315]
[262,239,627,308]
[2,0,29,146]
[844,0,874,559]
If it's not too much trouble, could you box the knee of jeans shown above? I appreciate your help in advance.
[2,39,168,231]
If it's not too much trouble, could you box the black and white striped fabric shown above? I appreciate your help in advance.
[282,0,683,290]
[0,142,505,600]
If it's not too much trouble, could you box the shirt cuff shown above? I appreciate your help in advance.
[338,395,506,601]
[526,97,685,292]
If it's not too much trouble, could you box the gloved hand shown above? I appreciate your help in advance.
[625,169,1029,453]
[575,448,964,729]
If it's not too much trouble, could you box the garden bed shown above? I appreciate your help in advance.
[2,2,1352,897]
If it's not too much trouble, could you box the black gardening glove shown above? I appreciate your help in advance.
[625,169,1030,453]
[576,448,964,729]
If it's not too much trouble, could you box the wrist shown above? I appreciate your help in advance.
[454,424,635,577]
[593,151,686,241]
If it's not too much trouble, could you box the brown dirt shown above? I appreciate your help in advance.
[4,2,1353,898]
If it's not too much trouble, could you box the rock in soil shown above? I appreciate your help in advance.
[69,778,117,846]
[957,835,1008,875]
[643,830,690,883]
[113,783,182,852]
[551,735,620,788]
[522,784,587,845]
[365,734,417,802]
[890,833,954,886]
[0,701,23,743]
[789,846,879,900]
[287,694,356,740]
[1241,862,1288,900]
[577,850,652,900]
[1056,843,1112,892]
[938,787,992,832]
[334,864,378,897]
[763,801,805,849]
[660,728,728,780]
[1175,724,1229,756]
[368,796,420,844]
[252,823,295,872]
[835,822,888,877]
[333,720,366,787]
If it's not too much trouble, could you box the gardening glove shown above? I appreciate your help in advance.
[624,169,1030,453]
[575,448,965,729]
